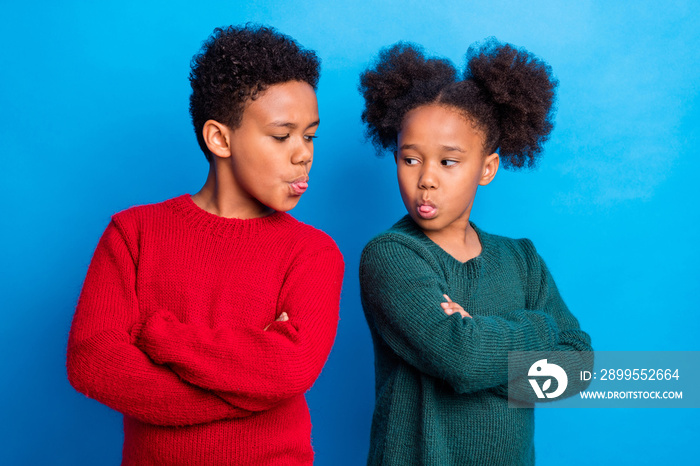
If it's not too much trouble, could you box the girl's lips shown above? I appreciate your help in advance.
[290,180,308,195]
[417,203,437,219]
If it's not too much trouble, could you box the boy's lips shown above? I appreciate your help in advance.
[417,201,437,219]
[290,177,309,196]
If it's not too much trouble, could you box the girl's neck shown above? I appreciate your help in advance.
[424,221,482,263]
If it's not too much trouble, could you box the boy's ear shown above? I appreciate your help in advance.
[202,120,232,158]
[393,151,398,164]
[479,152,500,186]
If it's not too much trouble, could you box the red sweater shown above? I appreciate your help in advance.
[67,195,344,465]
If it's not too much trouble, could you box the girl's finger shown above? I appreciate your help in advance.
[442,302,462,311]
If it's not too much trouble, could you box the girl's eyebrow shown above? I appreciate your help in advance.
[267,120,320,130]
[400,143,464,153]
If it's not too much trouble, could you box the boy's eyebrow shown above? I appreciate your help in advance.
[267,120,320,130]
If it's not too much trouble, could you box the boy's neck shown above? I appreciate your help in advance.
[191,164,274,219]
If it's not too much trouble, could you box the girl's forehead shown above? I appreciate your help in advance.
[399,104,484,149]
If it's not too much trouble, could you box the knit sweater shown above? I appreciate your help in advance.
[359,216,592,465]
[67,194,344,465]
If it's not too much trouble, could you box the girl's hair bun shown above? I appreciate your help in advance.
[465,37,558,168]
[359,43,456,152]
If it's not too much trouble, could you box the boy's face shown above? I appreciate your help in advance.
[396,104,498,236]
[222,80,319,215]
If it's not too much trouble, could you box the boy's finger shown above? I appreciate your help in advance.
[442,294,453,302]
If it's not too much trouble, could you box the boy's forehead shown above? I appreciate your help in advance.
[243,81,319,124]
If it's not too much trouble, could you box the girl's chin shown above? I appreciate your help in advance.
[410,212,440,227]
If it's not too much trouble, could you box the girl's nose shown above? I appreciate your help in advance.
[418,166,437,189]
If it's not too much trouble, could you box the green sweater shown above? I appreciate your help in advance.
[359,216,592,465]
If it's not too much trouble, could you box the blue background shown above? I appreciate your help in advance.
[2,1,698,464]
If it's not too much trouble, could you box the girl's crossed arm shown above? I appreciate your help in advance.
[360,236,562,395]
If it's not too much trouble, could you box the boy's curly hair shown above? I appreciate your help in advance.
[359,38,558,169]
[189,25,320,161]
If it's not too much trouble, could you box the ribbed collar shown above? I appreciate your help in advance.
[393,215,500,278]
[166,194,296,238]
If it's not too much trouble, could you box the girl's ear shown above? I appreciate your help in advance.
[202,120,232,159]
[479,152,500,186]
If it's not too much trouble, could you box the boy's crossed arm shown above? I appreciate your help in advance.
[67,221,252,427]
[132,246,345,412]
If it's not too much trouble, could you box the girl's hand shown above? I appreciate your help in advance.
[441,295,471,318]
[264,312,289,331]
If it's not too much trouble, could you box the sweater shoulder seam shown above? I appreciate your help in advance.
[361,231,441,274]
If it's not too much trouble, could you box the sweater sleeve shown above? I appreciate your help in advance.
[133,246,344,412]
[359,238,561,395]
[67,220,251,426]
[492,332,593,404]
[492,243,594,402]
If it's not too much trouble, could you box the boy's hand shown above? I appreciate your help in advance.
[264,312,289,331]
[441,295,471,318]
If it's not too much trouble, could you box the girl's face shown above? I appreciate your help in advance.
[396,104,499,236]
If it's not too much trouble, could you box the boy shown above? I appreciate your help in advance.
[67,25,344,465]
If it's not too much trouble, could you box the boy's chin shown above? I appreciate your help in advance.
[267,197,301,213]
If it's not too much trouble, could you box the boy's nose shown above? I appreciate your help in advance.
[291,139,313,165]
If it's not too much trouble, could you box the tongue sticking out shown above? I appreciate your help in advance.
[418,204,437,219]
[291,181,308,195]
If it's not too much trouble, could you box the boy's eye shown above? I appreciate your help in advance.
[404,157,419,165]
[441,159,457,166]
[273,135,290,141]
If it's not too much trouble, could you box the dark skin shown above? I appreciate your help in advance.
[192,80,319,219]
[395,104,500,319]
[191,80,320,328]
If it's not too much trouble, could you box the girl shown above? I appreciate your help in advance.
[358,39,592,465]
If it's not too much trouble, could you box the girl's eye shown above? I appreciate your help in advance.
[441,159,457,166]
[304,134,317,142]
[273,135,290,141]
[404,157,419,166]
